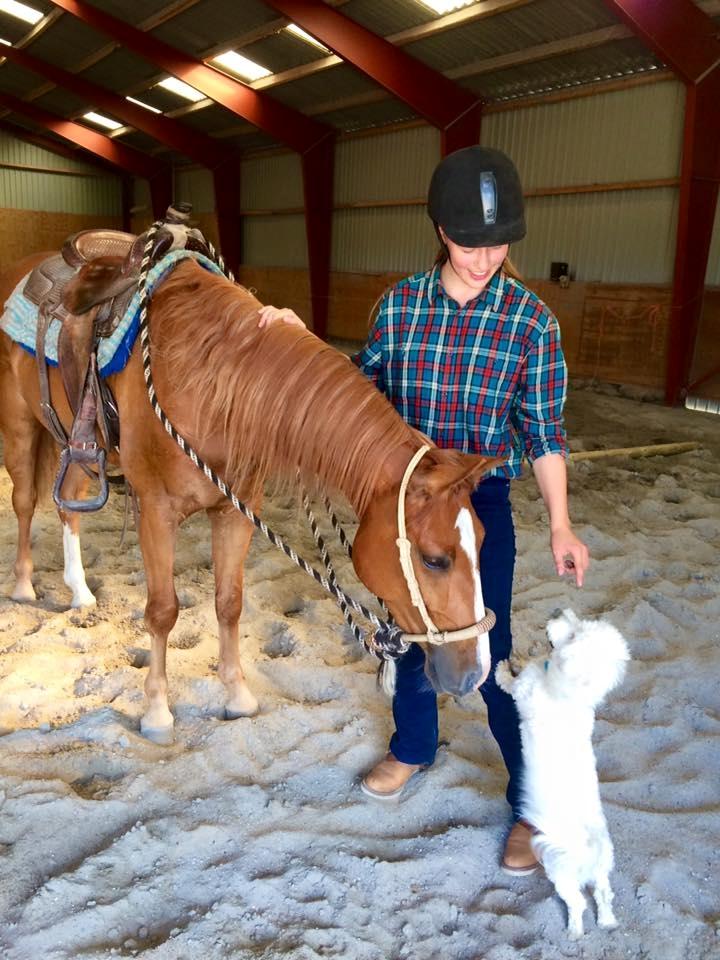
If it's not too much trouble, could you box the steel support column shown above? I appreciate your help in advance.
[604,0,720,404]
[212,159,242,275]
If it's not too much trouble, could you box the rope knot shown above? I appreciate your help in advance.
[370,623,409,660]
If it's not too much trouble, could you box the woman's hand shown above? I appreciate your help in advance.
[550,525,590,587]
[257,305,306,329]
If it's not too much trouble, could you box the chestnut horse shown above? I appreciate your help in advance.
[0,252,501,742]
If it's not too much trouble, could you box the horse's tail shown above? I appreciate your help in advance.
[34,428,59,504]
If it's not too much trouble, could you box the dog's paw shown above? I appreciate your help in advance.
[495,660,514,692]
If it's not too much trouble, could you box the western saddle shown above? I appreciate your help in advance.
[23,202,213,512]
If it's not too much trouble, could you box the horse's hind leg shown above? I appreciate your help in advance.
[57,465,96,608]
[209,505,259,719]
[137,498,179,743]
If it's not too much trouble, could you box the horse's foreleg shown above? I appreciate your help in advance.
[137,500,179,743]
[209,505,259,719]
[2,420,42,602]
[58,467,96,607]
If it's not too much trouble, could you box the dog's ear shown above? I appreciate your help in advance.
[547,610,575,648]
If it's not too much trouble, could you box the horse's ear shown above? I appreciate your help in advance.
[413,450,506,498]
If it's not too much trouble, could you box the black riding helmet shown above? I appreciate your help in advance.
[427,146,526,247]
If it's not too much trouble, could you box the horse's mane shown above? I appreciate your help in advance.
[151,260,415,514]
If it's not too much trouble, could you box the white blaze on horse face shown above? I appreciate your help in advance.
[455,508,491,684]
[63,524,96,608]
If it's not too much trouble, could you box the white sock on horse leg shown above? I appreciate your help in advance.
[63,524,96,607]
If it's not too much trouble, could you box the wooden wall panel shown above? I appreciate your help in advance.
[0,208,123,273]
[689,290,720,402]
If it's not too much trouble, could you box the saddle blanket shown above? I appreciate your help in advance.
[0,249,226,378]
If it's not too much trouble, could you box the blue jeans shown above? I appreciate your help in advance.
[388,477,523,819]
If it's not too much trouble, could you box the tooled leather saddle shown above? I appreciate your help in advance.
[24,202,213,512]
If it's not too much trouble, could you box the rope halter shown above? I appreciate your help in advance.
[395,444,496,645]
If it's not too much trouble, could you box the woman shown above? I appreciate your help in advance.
[258,146,589,874]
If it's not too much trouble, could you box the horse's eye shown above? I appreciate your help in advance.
[421,554,451,572]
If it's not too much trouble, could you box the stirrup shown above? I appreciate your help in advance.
[53,445,109,513]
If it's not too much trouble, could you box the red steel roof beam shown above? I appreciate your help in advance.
[0,92,172,217]
[1,43,230,170]
[47,0,332,155]
[603,0,720,405]
[263,0,482,153]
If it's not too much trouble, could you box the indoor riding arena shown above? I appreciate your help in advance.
[0,2,718,959]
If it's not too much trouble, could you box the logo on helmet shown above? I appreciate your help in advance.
[479,171,497,225]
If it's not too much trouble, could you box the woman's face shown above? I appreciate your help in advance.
[439,228,509,297]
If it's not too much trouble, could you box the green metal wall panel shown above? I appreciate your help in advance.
[0,132,121,216]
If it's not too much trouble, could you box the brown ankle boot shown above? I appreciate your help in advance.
[360,753,426,800]
[501,820,540,875]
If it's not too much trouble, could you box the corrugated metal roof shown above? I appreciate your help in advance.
[317,98,420,134]
[465,37,663,102]
[266,62,381,113]
[32,88,89,117]
[405,0,620,70]
[78,49,160,92]
[90,0,193,25]
[178,102,242,135]
[339,0,439,36]
[240,31,327,74]
[22,16,106,71]
[151,0,279,57]
[0,61,43,98]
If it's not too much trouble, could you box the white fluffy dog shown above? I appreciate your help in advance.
[496,609,630,938]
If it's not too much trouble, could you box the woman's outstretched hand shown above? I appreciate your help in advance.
[550,526,590,587]
[257,305,306,329]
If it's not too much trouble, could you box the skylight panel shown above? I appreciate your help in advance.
[416,0,477,13]
[156,76,205,102]
[284,23,330,53]
[211,50,271,82]
[0,0,43,24]
[83,111,122,131]
[126,95,162,114]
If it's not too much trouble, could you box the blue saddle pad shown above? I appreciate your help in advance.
[0,249,226,378]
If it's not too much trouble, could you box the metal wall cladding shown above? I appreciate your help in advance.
[0,134,121,215]
[0,132,99,174]
[334,126,439,204]
[243,214,308,269]
[482,80,685,187]
[332,206,437,275]
[515,188,678,284]
[241,153,304,210]
[174,167,216,213]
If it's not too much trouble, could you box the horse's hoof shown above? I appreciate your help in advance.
[71,591,97,609]
[11,582,36,603]
[140,722,175,745]
[224,701,259,720]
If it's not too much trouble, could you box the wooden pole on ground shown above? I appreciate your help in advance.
[569,441,700,461]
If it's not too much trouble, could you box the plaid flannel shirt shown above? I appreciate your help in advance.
[352,265,568,478]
